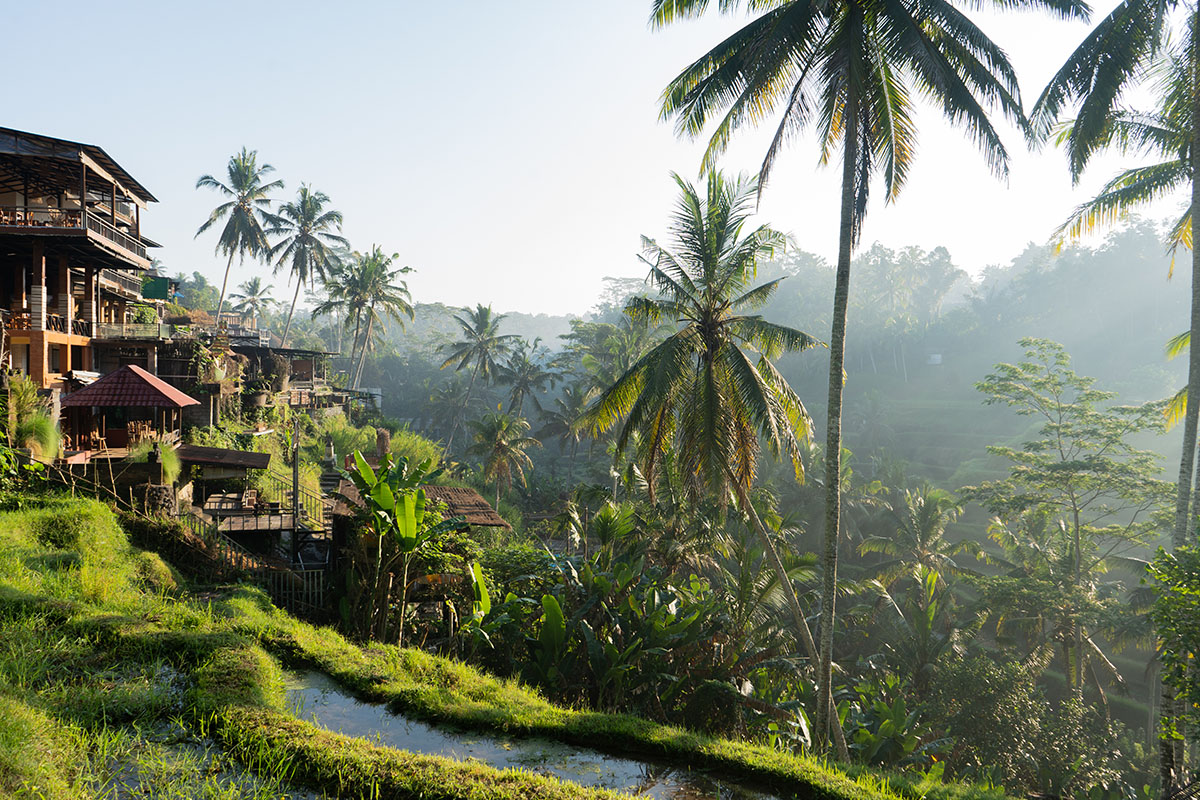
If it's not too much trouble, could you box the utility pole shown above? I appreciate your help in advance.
[292,414,300,565]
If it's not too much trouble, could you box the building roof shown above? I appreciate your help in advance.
[0,126,157,204]
[176,445,271,470]
[61,365,201,409]
[333,480,511,530]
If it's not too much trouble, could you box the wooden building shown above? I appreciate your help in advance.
[0,127,157,390]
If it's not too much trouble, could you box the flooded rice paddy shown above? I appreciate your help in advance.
[284,670,783,800]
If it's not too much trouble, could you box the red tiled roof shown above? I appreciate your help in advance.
[61,364,201,409]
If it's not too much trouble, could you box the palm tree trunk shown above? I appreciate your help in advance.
[729,472,849,759]
[816,82,859,759]
[354,311,376,389]
[1161,35,1200,798]
[444,366,480,455]
[281,279,302,349]
[348,311,363,382]
[215,250,236,325]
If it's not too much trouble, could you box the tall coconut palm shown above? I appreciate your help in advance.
[344,246,414,389]
[1031,20,1196,792]
[653,0,1077,747]
[439,305,519,453]
[195,148,282,322]
[263,185,349,347]
[467,412,541,507]
[229,277,275,326]
[580,170,828,744]
[499,340,558,416]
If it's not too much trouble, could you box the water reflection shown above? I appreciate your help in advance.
[284,671,781,800]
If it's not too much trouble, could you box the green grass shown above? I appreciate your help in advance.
[0,491,1009,800]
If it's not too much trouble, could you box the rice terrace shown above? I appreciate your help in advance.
[1,2,1199,799]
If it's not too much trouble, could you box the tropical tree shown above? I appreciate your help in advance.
[498,340,558,416]
[860,486,979,588]
[439,305,519,453]
[960,340,1172,701]
[263,185,348,347]
[195,148,282,321]
[1031,20,1200,790]
[229,277,275,326]
[580,170,833,745]
[652,0,1076,748]
[342,247,414,389]
[467,412,541,507]
[538,382,591,483]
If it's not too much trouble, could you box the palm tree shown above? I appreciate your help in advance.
[229,277,275,326]
[195,148,282,322]
[537,382,591,483]
[467,412,541,507]
[580,170,829,744]
[653,0,1070,747]
[439,305,519,453]
[1031,21,1196,791]
[344,247,414,389]
[499,340,558,416]
[263,185,349,347]
[859,485,980,588]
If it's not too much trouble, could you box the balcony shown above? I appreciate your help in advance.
[99,268,144,299]
[95,322,179,341]
[85,212,146,261]
[0,205,148,265]
[0,205,83,229]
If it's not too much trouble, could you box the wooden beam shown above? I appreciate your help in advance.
[79,152,146,210]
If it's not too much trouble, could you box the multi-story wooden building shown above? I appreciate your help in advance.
[0,126,156,389]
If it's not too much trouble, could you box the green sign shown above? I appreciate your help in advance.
[141,275,170,300]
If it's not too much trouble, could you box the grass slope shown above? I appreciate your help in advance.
[0,493,1003,800]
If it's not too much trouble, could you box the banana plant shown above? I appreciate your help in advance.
[339,449,461,644]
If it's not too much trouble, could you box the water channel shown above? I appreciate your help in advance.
[284,670,784,800]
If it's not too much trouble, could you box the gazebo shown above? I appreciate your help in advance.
[61,364,199,452]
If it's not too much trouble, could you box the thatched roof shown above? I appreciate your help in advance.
[333,480,511,530]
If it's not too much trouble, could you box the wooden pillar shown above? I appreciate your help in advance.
[81,265,95,325]
[57,255,71,324]
[11,259,25,313]
[110,181,117,227]
[30,242,45,331]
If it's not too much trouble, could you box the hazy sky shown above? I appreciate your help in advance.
[5,0,1165,315]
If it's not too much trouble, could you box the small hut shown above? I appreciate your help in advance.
[61,364,200,452]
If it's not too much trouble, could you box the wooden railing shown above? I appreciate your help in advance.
[260,466,331,528]
[99,268,144,297]
[85,211,146,260]
[95,322,177,340]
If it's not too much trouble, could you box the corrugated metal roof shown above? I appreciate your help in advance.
[61,364,201,408]
[333,480,511,530]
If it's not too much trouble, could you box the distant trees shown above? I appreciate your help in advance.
[195,148,282,322]
[229,277,275,325]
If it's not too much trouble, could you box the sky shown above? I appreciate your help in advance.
[3,0,1169,315]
